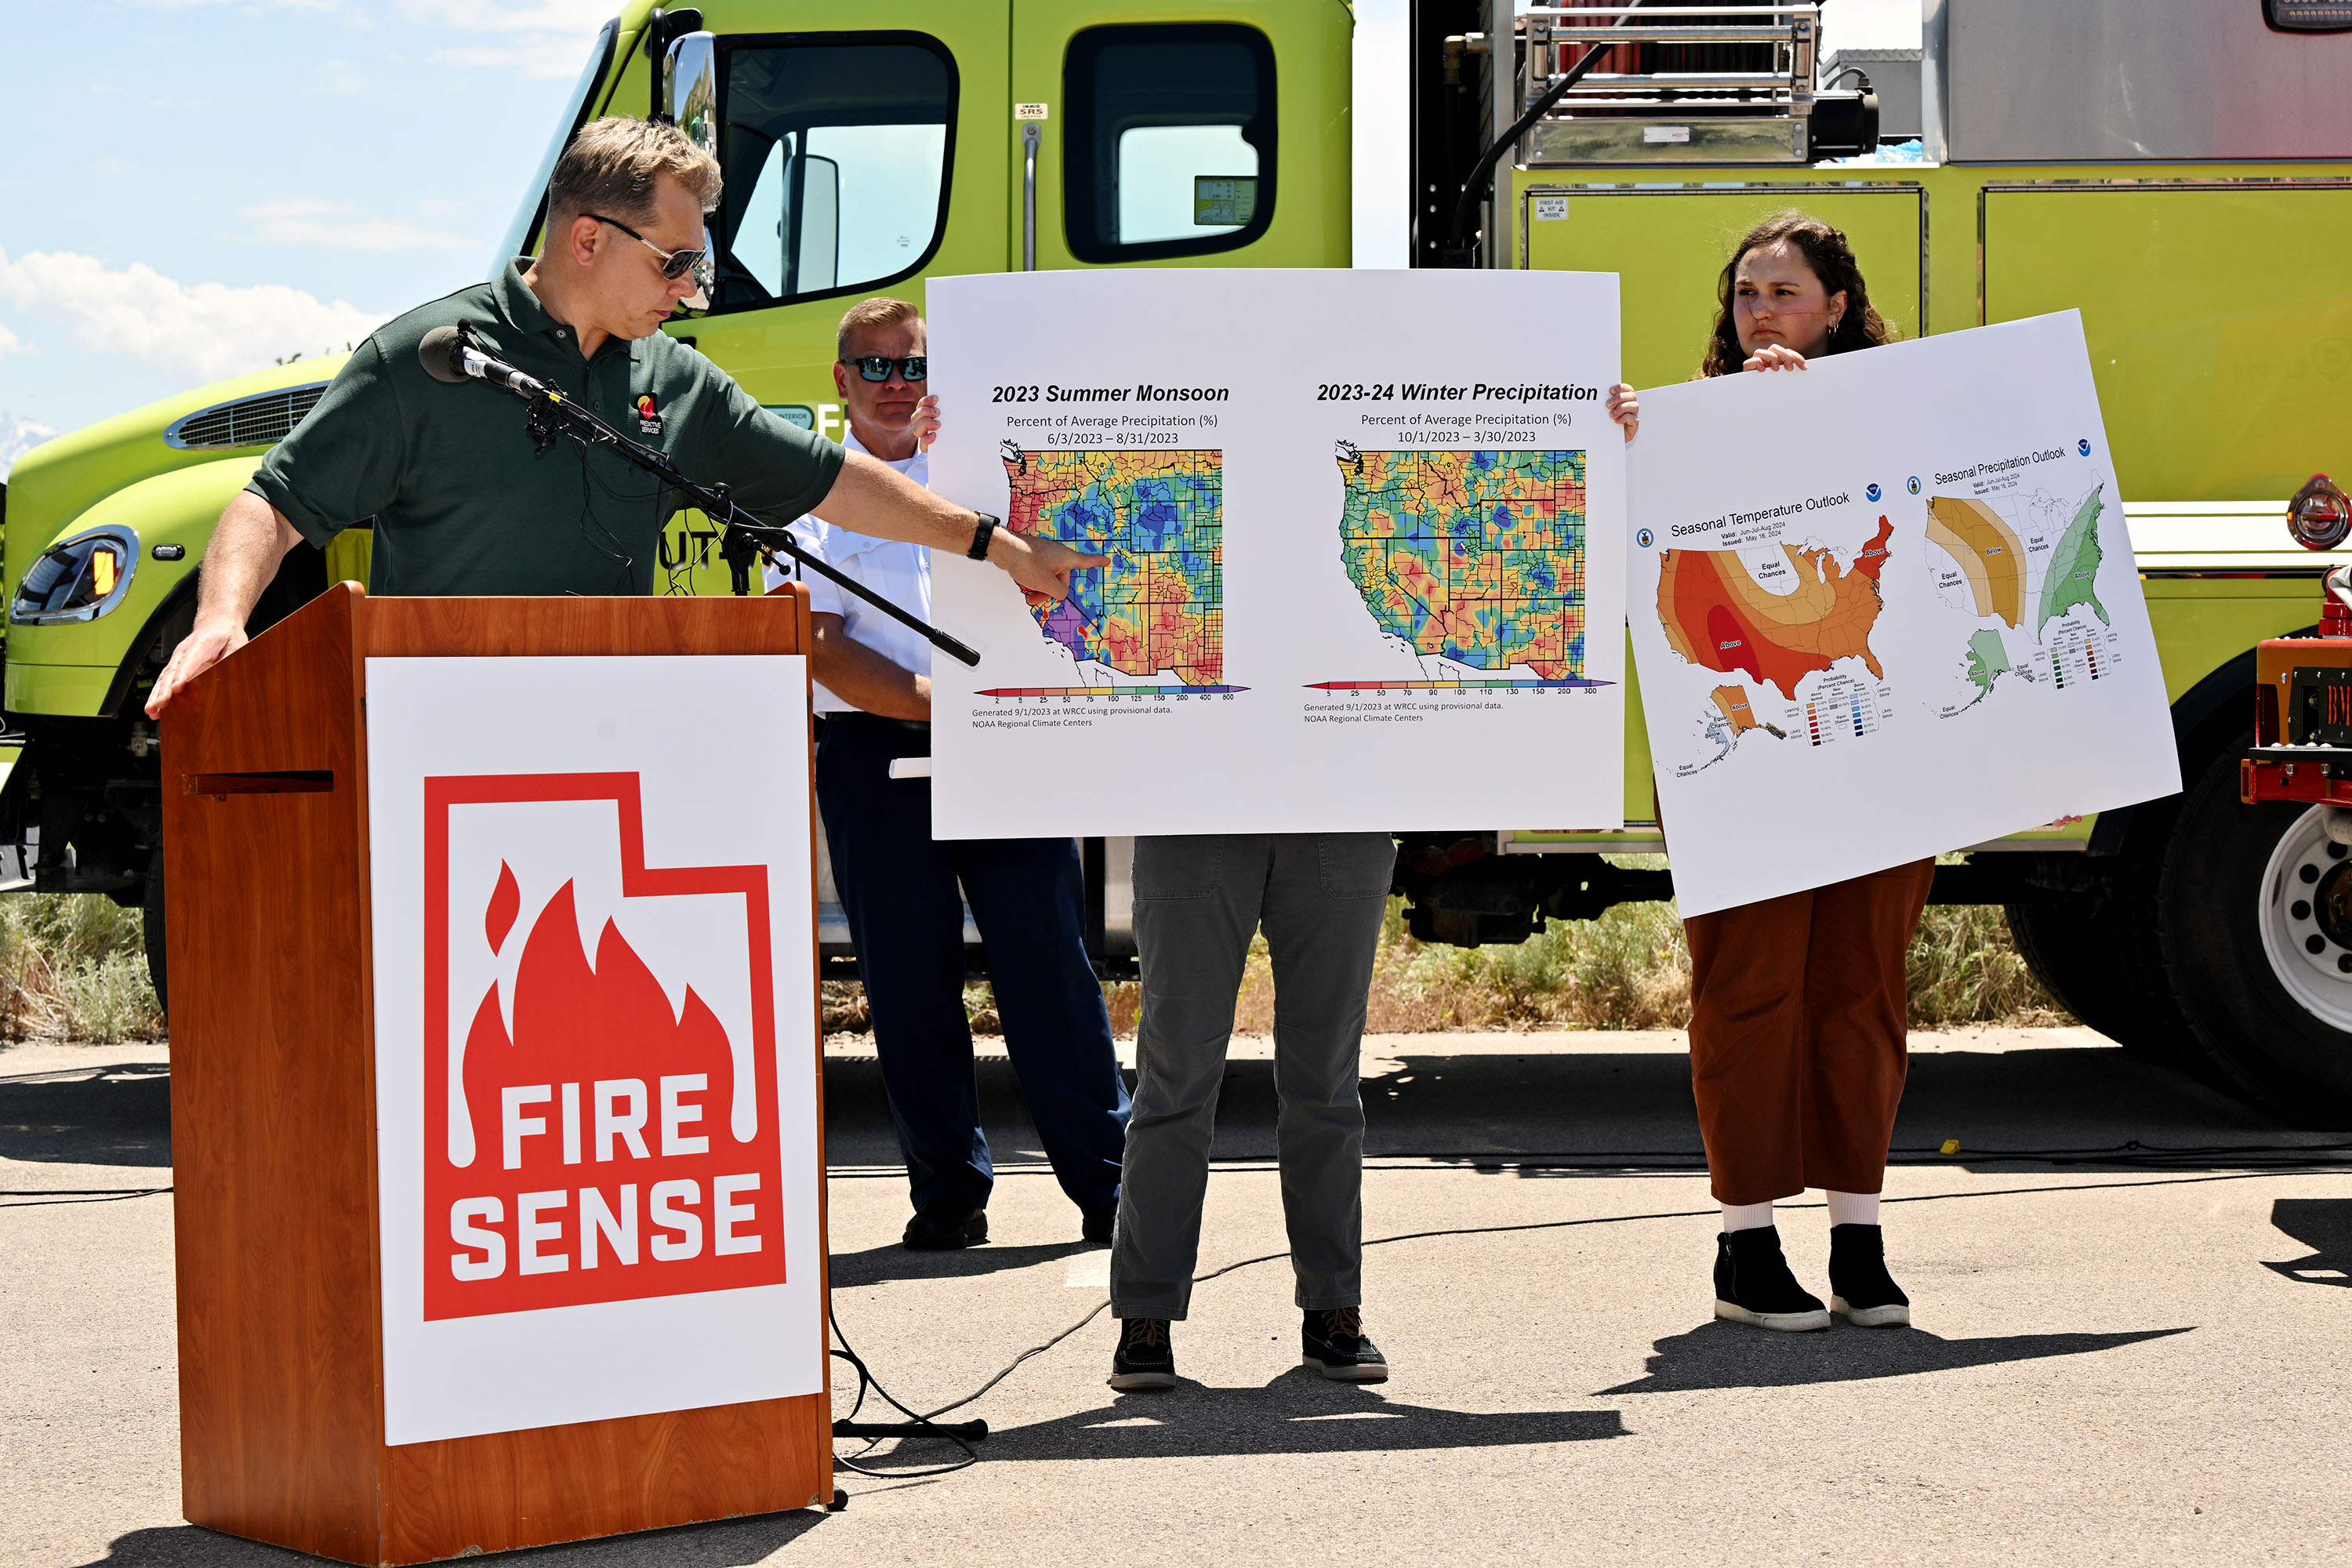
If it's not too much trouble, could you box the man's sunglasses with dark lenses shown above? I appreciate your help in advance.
[584,212,709,281]
[845,354,928,383]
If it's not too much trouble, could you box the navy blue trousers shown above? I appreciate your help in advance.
[815,715,1129,1217]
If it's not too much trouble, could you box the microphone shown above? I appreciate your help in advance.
[416,325,546,396]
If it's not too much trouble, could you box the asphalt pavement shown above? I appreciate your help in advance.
[5,1027,2349,1566]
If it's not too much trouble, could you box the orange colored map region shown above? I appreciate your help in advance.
[1924,497,2024,628]
[1709,685,1759,732]
[1658,517,1893,701]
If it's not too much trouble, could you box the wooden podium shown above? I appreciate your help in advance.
[161,584,832,1565]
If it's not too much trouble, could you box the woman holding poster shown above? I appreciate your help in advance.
[1608,214,1931,1334]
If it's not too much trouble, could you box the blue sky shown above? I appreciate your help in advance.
[0,0,1921,452]
[0,0,611,439]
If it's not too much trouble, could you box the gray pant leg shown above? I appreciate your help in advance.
[1111,834,1269,1321]
[1261,833,1395,1310]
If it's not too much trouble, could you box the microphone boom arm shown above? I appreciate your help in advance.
[474,364,982,667]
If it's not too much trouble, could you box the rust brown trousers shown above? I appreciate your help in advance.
[1681,858,1936,1206]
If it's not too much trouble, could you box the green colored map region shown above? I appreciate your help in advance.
[1965,627,2013,694]
[2036,485,2109,639]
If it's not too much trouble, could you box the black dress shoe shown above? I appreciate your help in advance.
[1714,1225,1831,1331]
[1082,1207,1116,1245]
[1302,1308,1389,1382]
[902,1203,987,1250]
[1109,1317,1177,1390]
[1828,1222,1911,1327]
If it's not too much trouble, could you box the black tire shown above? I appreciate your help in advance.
[142,848,167,1016]
[2005,865,2199,1066]
[2156,731,2352,1127]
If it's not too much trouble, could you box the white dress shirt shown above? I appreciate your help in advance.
[762,429,931,716]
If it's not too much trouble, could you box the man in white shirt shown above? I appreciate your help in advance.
[770,297,1130,1250]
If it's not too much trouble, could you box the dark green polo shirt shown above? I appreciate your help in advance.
[247,260,843,596]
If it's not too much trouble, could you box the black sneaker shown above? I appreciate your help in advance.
[902,1203,987,1251]
[1082,1207,1116,1246]
[1301,1308,1389,1382]
[1109,1317,1177,1390]
[1714,1225,1831,1331]
[1828,1223,1911,1327]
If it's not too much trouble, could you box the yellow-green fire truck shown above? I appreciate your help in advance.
[5,0,2351,1119]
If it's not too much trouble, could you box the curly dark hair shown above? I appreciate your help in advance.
[1698,212,1895,378]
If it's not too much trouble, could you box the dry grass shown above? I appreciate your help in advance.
[0,895,165,1044]
[826,856,2065,1040]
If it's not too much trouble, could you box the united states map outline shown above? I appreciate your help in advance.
[1656,515,1895,703]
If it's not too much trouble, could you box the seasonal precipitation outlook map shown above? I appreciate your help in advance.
[1324,445,1600,693]
[1655,515,1896,772]
[994,444,1227,695]
[1922,482,2115,717]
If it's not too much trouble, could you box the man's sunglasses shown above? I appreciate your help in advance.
[844,354,928,383]
[584,212,709,282]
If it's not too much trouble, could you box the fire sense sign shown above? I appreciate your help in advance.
[366,655,824,1446]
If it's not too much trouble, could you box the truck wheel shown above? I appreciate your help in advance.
[143,849,167,1016]
[2158,735,2352,1126]
[2005,891,2183,1058]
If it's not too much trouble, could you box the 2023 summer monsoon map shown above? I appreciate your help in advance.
[1652,479,2116,776]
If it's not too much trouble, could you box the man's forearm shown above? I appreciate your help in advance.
[815,452,983,554]
[196,492,304,630]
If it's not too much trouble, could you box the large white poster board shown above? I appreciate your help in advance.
[367,655,823,1446]
[924,269,1625,837]
[1627,312,2180,917]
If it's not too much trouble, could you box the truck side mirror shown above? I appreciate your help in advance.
[665,31,718,156]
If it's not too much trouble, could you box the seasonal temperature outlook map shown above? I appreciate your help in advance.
[991,445,1230,698]
[1654,517,1896,772]
[1319,445,1601,695]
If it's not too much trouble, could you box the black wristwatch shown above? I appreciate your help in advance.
[966,511,1000,561]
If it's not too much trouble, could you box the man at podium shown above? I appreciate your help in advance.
[143,116,1096,717]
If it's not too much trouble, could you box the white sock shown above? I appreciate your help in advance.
[1720,1201,1775,1232]
[1826,1190,1881,1227]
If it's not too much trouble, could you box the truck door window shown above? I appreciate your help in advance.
[713,36,955,310]
[1065,24,1276,263]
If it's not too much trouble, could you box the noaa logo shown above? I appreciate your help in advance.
[1636,528,1655,548]
[1905,476,1921,495]
[1864,483,1882,502]
[2077,438,2092,456]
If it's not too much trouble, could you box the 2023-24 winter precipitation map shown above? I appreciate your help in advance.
[1656,479,2116,775]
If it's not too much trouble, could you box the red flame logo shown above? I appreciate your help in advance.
[422,773,789,1320]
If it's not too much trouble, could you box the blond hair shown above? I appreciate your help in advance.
[836,296,923,361]
[545,116,722,234]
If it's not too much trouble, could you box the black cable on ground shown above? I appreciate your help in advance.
[828,1162,2350,1477]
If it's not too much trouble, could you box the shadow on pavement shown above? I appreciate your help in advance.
[2264,1196,2352,1287]
[1597,1320,2193,1396]
[829,1236,1093,1287]
[77,1510,826,1566]
[0,1060,171,1167]
[820,1038,2316,1184]
[975,1366,1623,1461]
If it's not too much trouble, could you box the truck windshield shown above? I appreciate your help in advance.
[492,18,620,276]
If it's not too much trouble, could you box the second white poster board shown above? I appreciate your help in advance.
[1626,311,2181,917]
[924,269,1626,839]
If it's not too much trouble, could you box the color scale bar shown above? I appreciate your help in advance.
[979,684,1248,697]
[1305,678,1614,692]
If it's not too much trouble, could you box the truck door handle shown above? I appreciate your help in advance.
[1022,122,1040,271]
